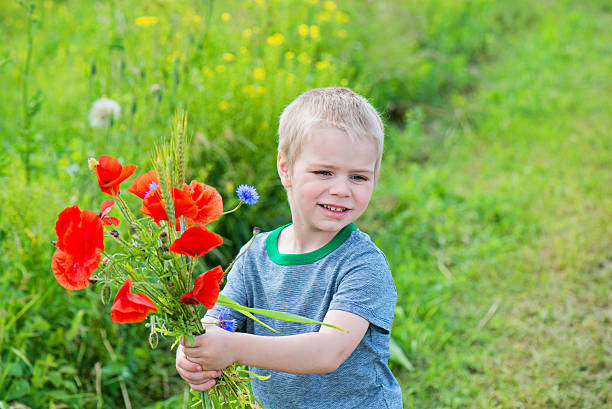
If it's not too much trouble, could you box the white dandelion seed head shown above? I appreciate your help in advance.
[89,97,121,128]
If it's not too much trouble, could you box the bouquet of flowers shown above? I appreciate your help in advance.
[50,112,337,408]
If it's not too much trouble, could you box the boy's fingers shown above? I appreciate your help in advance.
[190,379,216,392]
[177,357,202,372]
[178,369,220,384]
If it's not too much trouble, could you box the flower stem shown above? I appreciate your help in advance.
[221,201,242,216]
[223,230,258,278]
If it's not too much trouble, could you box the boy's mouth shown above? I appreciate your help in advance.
[319,204,349,213]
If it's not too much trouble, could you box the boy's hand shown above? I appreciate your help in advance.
[181,325,236,371]
[176,344,222,391]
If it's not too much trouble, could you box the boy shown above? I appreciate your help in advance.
[176,87,402,408]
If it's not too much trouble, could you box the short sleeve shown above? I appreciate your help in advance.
[206,245,249,332]
[328,247,397,332]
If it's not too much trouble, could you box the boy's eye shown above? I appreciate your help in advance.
[314,170,332,176]
[351,175,368,182]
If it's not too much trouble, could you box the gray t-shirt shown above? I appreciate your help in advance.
[208,223,402,409]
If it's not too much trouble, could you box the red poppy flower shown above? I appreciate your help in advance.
[127,170,159,199]
[184,180,223,226]
[99,199,120,226]
[179,291,199,305]
[110,278,157,323]
[141,187,198,225]
[193,266,224,309]
[95,155,137,196]
[55,205,104,259]
[169,226,223,258]
[51,248,101,290]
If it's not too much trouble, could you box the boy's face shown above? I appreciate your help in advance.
[278,125,377,239]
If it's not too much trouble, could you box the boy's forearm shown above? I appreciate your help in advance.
[229,331,343,374]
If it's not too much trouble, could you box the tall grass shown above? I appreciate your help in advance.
[0,0,557,407]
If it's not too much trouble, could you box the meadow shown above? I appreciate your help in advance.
[1,0,610,408]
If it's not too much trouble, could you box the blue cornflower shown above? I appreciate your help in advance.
[236,184,259,205]
[144,181,159,198]
[217,308,237,332]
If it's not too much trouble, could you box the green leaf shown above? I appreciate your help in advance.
[389,337,414,371]
[217,295,345,331]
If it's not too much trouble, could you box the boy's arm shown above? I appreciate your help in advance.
[181,309,369,374]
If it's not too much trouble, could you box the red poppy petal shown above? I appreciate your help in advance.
[125,292,157,311]
[180,291,199,305]
[102,216,120,226]
[193,266,224,309]
[128,170,159,199]
[113,278,133,303]
[100,199,115,218]
[55,205,81,247]
[52,249,100,290]
[187,181,224,225]
[173,188,198,219]
[169,226,223,258]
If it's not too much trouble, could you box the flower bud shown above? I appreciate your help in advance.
[159,230,169,245]
[162,251,173,260]
[149,327,159,349]
[88,157,99,174]
[253,226,262,235]
[102,257,110,266]
[110,230,119,238]
[167,282,175,287]
[100,283,111,305]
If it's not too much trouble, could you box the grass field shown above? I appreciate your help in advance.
[1,0,610,408]
[366,1,611,407]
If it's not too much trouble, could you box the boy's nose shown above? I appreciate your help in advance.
[329,179,350,196]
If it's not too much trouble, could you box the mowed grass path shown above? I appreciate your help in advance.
[385,3,611,408]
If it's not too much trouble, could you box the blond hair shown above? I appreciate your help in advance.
[278,87,384,176]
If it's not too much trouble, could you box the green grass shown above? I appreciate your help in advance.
[1,0,611,407]
[362,1,612,407]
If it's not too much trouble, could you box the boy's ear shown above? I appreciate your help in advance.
[277,152,292,188]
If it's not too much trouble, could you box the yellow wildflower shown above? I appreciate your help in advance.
[323,1,336,11]
[336,29,348,39]
[286,73,296,84]
[340,78,349,86]
[261,122,269,130]
[308,0,319,4]
[44,0,53,9]
[255,0,264,4]
[219,101,230,110]
[256,85,266,95]
[135,16,159,27]
[192,15,202,23]
[253,68,266,80]
[315,60,330,70]
[310,25,320,39]
[216,65,227,73]
[298,53,311,64]
[239,46,249,56]
[336,11,350,23]
[243,28,252,37]
[221,12,231,22]
[267,33,285,46]
[242,85,255,97]
[298,24,309,37]
[223,53,235,61]
[316,11,332,22]
[285,51,295,59]
[202,66,215,78]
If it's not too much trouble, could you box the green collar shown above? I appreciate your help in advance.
[266,223,357,265]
